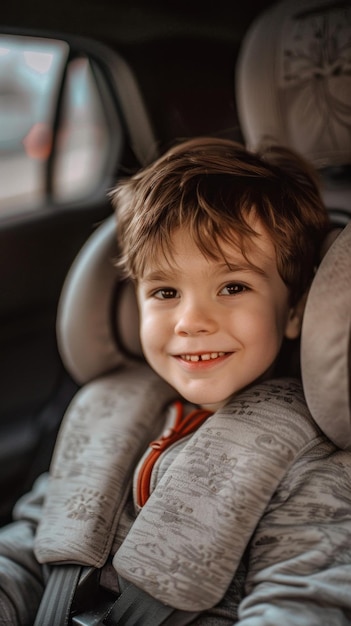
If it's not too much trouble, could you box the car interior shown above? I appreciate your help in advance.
[0,0,350,540]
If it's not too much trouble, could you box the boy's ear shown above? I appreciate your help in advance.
[284,292,308,340]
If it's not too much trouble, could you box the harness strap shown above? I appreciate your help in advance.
[34,564,82,626]
[136,403,212,506]
[35,567,199,626]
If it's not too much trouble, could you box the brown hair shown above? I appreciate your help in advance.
[111,137,330,304]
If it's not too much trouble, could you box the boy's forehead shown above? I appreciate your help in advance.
[140,221,278,277]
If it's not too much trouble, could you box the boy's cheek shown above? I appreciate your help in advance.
[139,316,161,351]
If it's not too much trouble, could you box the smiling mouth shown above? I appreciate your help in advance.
[180,352,227,362]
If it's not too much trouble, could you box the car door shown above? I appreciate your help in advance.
[0,30,157,524]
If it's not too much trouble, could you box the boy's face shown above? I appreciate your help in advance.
[136,222,301,411]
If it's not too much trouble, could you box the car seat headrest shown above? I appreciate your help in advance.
[236,0,351,216]
[301,222,351,449]
[236,0,351,169]
[57,216,142,384]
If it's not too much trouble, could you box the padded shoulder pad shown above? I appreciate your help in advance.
[115,378,321,611]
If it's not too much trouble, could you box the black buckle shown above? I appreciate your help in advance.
[71,567,118,626]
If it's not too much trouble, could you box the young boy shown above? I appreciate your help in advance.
[0,137,351,625]
[113,137,327,410]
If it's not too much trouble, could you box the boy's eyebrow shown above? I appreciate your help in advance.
[140,269,175,283]
[217,260,268,277]
[141,261,268,282]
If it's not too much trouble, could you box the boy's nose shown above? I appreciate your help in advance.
[174,301,218,336]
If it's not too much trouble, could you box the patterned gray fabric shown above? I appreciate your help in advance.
[34,364,177,566]
[114,379,321,610]
[1,376,351,624]
[35,374,325,612]
[0,474,48,626]
[236,0,351,169]
[237,440,351,625]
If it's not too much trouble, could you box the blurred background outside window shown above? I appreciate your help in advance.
[0,35,117,218]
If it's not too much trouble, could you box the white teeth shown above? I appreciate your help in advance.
[181,352,225,362]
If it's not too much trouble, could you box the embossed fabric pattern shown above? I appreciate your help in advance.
[20,369,351,621]
[114,379,322,611]
[34,364,178,566]
[280,4,351,164]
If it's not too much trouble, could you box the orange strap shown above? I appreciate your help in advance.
[136,402,212,507]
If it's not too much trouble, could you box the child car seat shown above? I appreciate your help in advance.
[44,171,351,625]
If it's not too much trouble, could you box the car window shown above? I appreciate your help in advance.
[0,34,122,218]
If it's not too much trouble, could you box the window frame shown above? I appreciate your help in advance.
[0,27,159,222]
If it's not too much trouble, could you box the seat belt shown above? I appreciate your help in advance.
[102,579,199,625]
[34,564,83,626]
[35,566,199,626]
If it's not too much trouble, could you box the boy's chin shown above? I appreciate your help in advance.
[180,391,227,412]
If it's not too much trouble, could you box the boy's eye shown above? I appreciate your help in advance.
[153,288,179,299]
[220,283,247,296]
